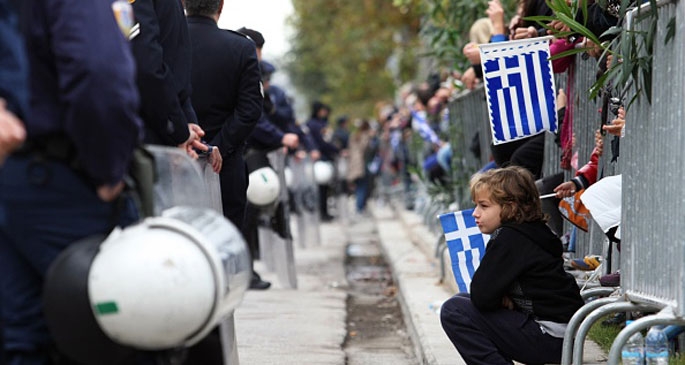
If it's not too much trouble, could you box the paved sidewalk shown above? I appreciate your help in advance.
[234,222,348,364]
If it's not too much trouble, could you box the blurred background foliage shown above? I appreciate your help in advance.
[286,0,422,118]
[285,0,519,119]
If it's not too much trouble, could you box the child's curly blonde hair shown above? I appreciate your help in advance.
[470,166,545,224]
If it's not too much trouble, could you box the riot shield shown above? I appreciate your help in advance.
[290,155,321,247]
[333,156,350,225]
[262,149,297,288]
[146,145,242,365]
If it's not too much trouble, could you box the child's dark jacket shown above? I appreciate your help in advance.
[471,221,584,323]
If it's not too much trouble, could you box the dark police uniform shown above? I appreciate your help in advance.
[0,1,28,362]
[306,103,339,220]
[268,84,316,151]
[187,15,262,229]
[131,0,195,145]
[0,0,142,363]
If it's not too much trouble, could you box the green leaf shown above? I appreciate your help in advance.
[600,26,624,39]
[555,12,601,45]
[665,16,676,45]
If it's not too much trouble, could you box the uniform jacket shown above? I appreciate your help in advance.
[268,85,314,151]
[471,221,584,324]
[187,16,262,157]
[131,0,195,145]
[247,114,284,152]
[0,0,28,119]
[21,0,142,185]
[306,117,339,161]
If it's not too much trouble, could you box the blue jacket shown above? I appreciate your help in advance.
[248,114,284,151]
[131,0,195,145]
[0,0,28,119]
[306,117,339,161]
[23,0,143,186]
[269,85,315,151]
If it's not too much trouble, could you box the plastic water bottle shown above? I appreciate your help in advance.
[645,326,669,364]
[622,320,644,365]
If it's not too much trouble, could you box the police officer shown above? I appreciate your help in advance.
[130,0,215,161]
[186,0,261,236]
[186,1,271,292]
[307,101,340,221]
[242,60,300,291]
[0,0,143,363]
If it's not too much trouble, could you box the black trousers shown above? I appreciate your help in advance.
[318,184,330,218]
[440,293,563,365]
[219,152,248,231]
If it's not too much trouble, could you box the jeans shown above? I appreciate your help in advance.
[354,177,369,213]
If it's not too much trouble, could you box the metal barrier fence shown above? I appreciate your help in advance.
[622,0,683,311]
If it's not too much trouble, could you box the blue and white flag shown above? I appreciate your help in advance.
[438,209,490,293]
[479,37,557,145]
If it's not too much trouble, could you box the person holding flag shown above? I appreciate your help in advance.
[440,166,583,365]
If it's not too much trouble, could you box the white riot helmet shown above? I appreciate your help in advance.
[44,207,251,364]
[313,160,334,185]
[246,167,281,206]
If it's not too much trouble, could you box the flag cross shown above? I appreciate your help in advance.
[439,209,490,293]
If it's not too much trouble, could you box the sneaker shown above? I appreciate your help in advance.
[570,255,602,271]
[599,270,620,287]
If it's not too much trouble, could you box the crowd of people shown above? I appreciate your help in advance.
[0,0,668,363]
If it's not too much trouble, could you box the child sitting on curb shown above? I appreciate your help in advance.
[440,166,584,365]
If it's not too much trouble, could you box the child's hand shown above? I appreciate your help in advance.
[554,181,576,198]
[501,296,514,310]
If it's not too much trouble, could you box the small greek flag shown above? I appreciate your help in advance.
[480,37,557,145]
[438,209,490,293]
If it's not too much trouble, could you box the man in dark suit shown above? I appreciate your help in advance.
[185,0,263,277]
[131,0,214,160]
[184,1,263,363]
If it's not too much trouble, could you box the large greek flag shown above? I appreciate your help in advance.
[438,209,490,293]
[480,37,557,145]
